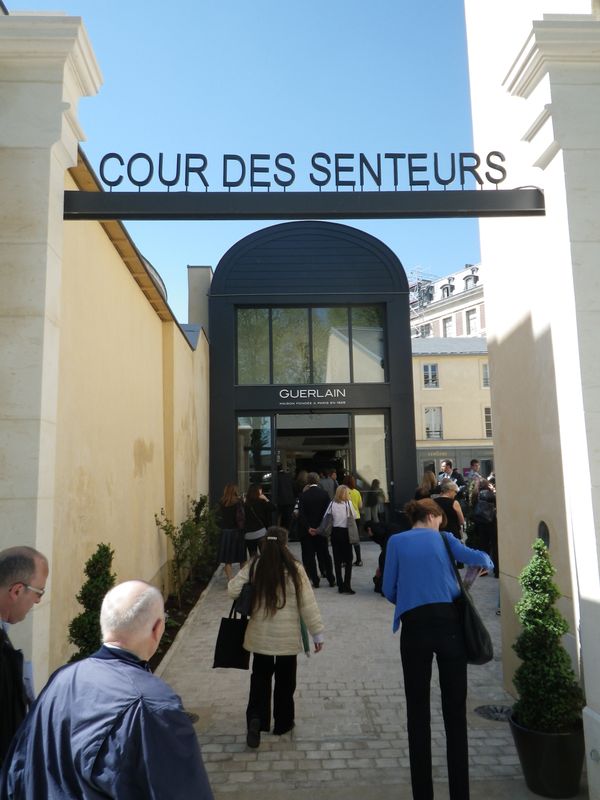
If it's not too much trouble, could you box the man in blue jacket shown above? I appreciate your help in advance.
[0,580,213,799]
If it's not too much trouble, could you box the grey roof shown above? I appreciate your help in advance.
[411,336,487,355]
[181,324,201,348]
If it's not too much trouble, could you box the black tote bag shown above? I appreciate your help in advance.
[213,602,250,670]
[439,533,493,665]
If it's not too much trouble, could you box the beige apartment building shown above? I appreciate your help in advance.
[410,263,485,340]
[412,337,494,479]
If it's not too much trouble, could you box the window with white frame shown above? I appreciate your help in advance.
[484,407,493,438]
[482,363,490,388]
[418,323,432,338]
[423,363,439,388]
[464,275,477,290]
[442,316,454,337]
[425,406,443,439]
[465,308,478,335]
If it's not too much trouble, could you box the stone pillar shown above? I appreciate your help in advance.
[0,15,101,684]
[488,14,600,800]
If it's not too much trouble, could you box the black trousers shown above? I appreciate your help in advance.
[300,534,334,585]
[400,603,469,800]
[246,653,297,735]
[331,526,353,589]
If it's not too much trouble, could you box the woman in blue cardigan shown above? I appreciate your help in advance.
[383,498,494,800]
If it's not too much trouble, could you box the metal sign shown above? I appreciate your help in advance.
[64,148,544,221]
[64,187,544,221]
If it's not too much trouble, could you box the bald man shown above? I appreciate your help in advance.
[1,581,213,799]
[0,546,49,766]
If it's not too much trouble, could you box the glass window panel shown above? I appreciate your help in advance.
[423,363,439,388]
[354,414,388,511]
[237,416,273,495]
[424,407,443,439]
[237,309,270,385]
[351,306,385,383]
[484,407,493,438]
[466,308,478,335]
[312,307,350,384]
[442,317,454,337]
[272,308,310,384]
[482,363,490,388]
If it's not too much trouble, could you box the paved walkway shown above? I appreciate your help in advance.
[157,542,588,799]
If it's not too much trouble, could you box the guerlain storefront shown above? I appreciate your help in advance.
[208,220,416,512]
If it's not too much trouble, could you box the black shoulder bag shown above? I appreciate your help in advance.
[439,533,494,665]
[213,602,250,670]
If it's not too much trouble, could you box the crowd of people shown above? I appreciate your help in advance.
[0,458,497,800]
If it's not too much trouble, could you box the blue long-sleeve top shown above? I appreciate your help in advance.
[382,528,494,632]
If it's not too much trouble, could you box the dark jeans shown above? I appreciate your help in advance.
[246,653,297,735]
[300,534,334,586]
[400,603,469,800]
[331,526,353,589]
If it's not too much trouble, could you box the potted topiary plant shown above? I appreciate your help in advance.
[509,538,585,798]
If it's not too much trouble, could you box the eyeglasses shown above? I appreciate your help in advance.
[25,584,45,597]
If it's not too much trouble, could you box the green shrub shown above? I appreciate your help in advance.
[68,543,116,662]
[155,495,219,606]
[512,539,584,732]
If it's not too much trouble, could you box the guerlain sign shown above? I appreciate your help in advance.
[277,387,348,408]
[98,150,507,192]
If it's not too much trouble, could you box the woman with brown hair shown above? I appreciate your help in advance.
[383,498,493,800]
[215,483,247,581]
[244,483,276,558]
[228,527,324,748]
[414,470,438,500]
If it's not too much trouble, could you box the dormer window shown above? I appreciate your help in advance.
[464,274,479,290]
[441,284,455,299]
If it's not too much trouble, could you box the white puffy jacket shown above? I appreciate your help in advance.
[228,558,324,656]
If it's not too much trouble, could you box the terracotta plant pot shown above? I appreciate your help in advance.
[509,713,585,799]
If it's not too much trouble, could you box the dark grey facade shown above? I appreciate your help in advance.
[209,220,416,512]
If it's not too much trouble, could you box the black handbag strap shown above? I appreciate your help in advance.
[439,532,465,592]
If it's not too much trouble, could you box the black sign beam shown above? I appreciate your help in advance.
[63,188,544,221]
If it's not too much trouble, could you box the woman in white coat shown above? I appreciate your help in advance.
[228,526,324,748]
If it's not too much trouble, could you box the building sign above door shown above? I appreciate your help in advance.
[278,387,348,408]
[97,150,508,192]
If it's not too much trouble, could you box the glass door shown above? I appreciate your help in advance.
[353,413,390,515]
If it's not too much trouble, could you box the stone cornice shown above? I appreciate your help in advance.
[504,15,600,99]
[0,15,102,97]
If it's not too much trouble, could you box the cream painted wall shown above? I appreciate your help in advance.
[165,320,210,525]
[412,354,491,447]
[47,174,209,672]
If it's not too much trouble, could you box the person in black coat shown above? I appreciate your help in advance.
[275,465,296,530]
[297,473,336,588]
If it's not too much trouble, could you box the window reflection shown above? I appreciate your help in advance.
[351,307,385,383]
[235,305,386,386]
[237,416,272,495]
[237,309,269,385]
[312,307,350,383]
[272,308,310,384]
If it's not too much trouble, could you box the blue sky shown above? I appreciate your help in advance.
[9,0,480,321]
